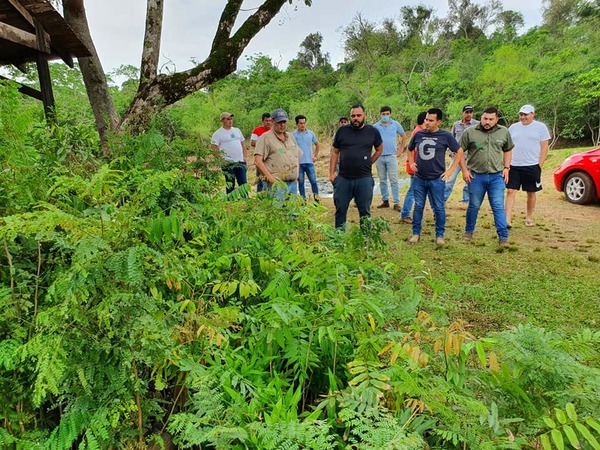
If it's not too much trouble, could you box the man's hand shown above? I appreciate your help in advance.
[329,174,336,184]
[462,170,473,184]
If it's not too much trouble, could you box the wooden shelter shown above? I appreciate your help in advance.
[0,0,91,121]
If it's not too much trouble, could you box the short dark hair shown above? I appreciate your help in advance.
[339,116,348,123]
[482,106,498,116]
[427,108,443,121]
[261,112,271,120]
[295,114,306,124]
[380,106,392,113]
[350,104,365,113]
[417,111,427,125]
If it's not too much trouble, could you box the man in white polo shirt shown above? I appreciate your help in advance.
[505,104,551,227]
[210,112,248,194]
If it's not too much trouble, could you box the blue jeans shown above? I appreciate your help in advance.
[466,172,508,240]
[299,163,319,199]
[223,162,247,194]
[412,176,446,238]
[333,175,374,229]
[444,165,469,203]
[259,179,298,199]
[400,175,414,219]
[376,155,400,204]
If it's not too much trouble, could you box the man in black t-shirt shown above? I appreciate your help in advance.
[329,104,383,229]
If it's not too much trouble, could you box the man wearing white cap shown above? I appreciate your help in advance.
[210,112,248,194]
[254,108,301,196]
[506,105,551,227]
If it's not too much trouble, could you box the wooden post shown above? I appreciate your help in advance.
[34,17,56,124]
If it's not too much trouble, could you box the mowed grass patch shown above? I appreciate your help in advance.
[319,146,600,335]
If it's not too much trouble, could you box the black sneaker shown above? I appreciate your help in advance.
[377,200,390,208]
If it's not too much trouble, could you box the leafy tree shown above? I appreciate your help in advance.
[62,0,314,140]
[289,32,332,70]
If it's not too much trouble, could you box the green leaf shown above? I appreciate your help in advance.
[575,422,600,450]
[586,418,600,434]
[544,417,557,429]
[565,403,577,422]
[551,428,565,450]
[563,425,581,449]
[541,434,552,450]
[555,408,568,425]
[475,341,487,368]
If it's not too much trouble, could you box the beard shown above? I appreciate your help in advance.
[351,118,365,129]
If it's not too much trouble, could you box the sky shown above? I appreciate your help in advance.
[84,1,544,77]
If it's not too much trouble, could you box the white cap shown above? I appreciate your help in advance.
[519,104,535,114]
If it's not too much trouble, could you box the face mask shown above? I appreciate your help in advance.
[381,115,391,123]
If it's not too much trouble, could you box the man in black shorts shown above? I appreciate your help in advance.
[506,105,551,227]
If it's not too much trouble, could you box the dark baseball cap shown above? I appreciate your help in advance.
[271,109,289,123]
[462,105,474,112]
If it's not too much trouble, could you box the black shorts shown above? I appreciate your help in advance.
[506,164,542,192]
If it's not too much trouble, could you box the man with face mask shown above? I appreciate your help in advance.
[329,104,383,230]
[373,106,406,211]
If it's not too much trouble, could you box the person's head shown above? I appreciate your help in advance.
[220,112,234,129]
[480,106,499,131]
[271,108,289,134]
[261,112,273,128]
[462,105,474,122]
[338,117,349,127]
[295,114,307,131]
[416,111,427,126]
[349,104,366,129]
[380,106,392,123]
[518,104,535,125]
[424,108,443,132]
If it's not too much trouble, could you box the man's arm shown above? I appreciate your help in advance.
[502,150,513,183]
[539,140,550,168]
[329,147,340,183]
[396,132,407,157]
[240,141,248,163]
[254,155,276,185]
[443,148,464,181]
[313,142,320,162]
[372,144,384,164]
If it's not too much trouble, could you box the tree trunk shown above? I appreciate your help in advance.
[62,0,119,152]
[119,0,294,133]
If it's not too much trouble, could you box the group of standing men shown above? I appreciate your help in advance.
[210,109,321,200]
[210,103,551,247]
[405,104,550,247]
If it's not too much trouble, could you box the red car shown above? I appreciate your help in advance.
[553,147,600,204]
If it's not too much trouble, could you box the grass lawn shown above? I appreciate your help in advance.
[316,147,600,335]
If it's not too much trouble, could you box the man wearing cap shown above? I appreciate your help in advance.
[210,112,248,194]
[329,104,383,230]
[373,106,407,211]
[505,104,551,227]
[254,108,302,196]
[459,106,513,247]
[250,112,273,192]
[444,105,479,205]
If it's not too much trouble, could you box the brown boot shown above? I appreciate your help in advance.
[377,200,390,208]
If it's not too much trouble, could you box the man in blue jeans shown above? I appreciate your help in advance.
[407,108,464,246]
[459,106,514,247]
[330,104,383,230]
[292,115,321,201]
[373,106,406,211]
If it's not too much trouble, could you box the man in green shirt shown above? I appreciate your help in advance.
[459,106,514,247]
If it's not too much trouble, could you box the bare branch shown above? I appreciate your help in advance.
[139,0,164,87]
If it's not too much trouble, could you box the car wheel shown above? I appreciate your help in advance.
[564,171,596,204]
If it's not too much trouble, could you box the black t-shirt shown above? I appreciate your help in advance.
[333,124,383,179]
